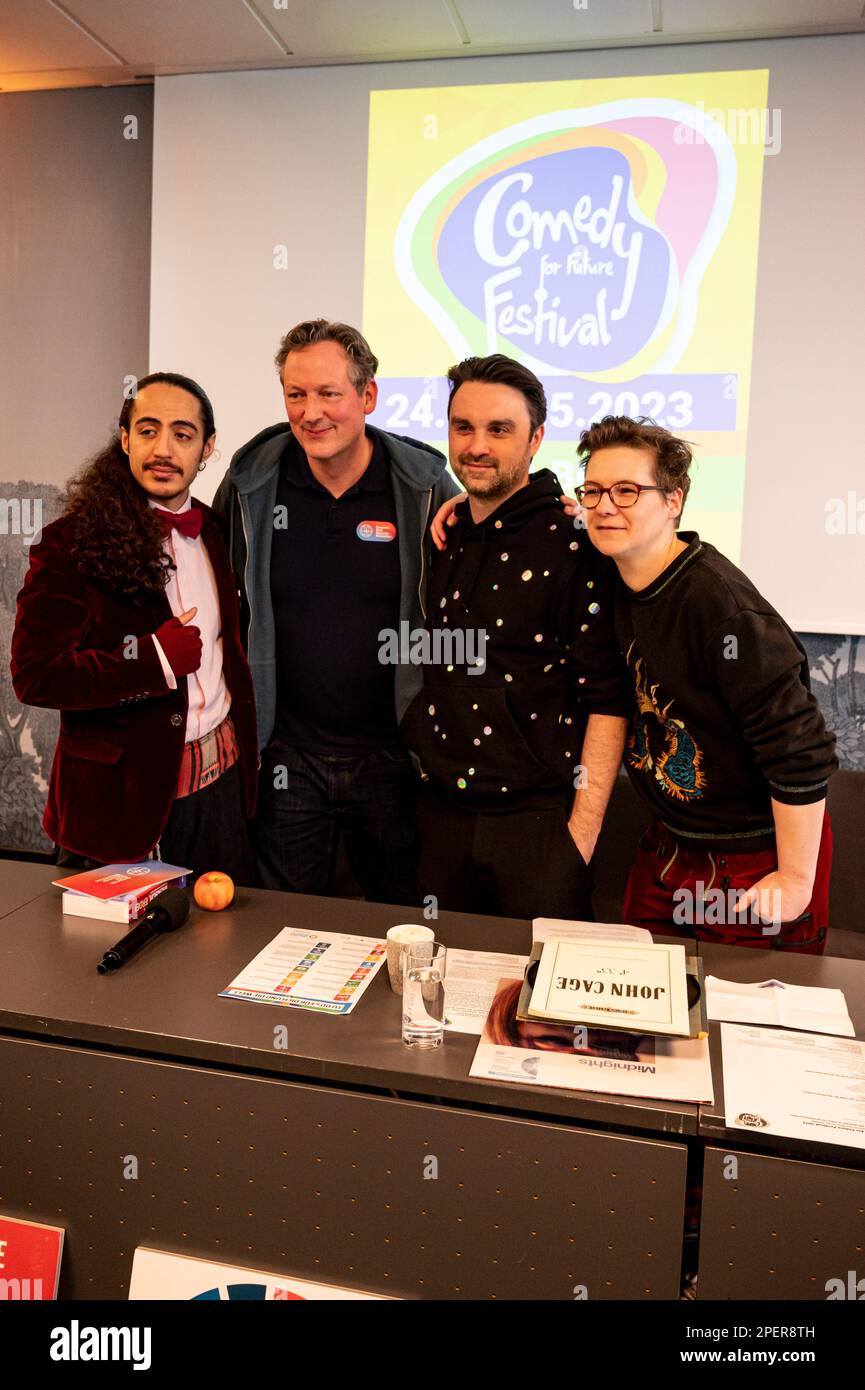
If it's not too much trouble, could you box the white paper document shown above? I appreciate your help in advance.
[708,976,854,1036]
[721,1023,865,1150]
[444,948,530,1034]
[220,928,387,1015]
[533,918,653,944]
[442,921,653,1035]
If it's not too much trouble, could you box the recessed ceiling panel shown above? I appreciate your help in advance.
[0,0,120,72]
[661,0,863,34]
[264,0,466,56]
[61,0,284,66]
[455,0,653,46]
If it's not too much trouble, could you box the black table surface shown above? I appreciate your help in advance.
[0,860,60,919]
[0,865,700,1137]
[697,943,865,1167]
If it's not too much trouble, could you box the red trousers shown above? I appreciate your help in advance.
[622,814,832,954]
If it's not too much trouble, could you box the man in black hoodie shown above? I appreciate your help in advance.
[401,356,631,920]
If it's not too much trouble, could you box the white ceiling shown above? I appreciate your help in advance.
[1,0,863,92]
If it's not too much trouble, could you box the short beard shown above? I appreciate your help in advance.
[456,452,532,503]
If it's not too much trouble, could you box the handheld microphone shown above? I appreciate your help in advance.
[97,887,190,974]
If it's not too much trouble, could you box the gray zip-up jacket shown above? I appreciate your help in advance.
[211,423,459,751]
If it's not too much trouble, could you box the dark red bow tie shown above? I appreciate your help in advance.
[154,506,202,540]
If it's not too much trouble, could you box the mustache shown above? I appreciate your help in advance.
[458,455,497,467]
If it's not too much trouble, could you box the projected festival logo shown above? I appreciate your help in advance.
[365,76,768,560]
[395,101,735,388]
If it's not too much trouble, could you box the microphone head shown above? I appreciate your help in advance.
[153,886,190,931]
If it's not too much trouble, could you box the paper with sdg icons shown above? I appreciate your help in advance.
[220,927,387,1015]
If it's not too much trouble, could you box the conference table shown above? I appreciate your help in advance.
[696,944,865,1300]
[0,864,862,1300]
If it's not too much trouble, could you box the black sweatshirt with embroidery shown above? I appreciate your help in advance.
[614,532,837,849]
[400,470,631,810]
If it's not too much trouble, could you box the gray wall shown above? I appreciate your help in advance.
[0,85,153,851]
[0,85,153,484]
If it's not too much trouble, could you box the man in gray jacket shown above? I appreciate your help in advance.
[212,319,458,903]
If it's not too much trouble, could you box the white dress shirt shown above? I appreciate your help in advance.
[149,498,231,743]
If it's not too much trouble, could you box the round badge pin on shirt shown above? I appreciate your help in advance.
[357,520,397,542]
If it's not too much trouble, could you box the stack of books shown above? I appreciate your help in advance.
[53,861,190,924]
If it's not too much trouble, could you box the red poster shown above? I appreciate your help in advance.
[0,1215,64,1300]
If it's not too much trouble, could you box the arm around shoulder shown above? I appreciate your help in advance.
[433,467,461,507]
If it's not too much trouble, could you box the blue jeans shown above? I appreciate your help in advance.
[254,740,420,907]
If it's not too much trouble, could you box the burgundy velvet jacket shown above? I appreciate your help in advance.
[11,501,258,862]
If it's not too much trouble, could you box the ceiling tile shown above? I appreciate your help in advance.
[60,0,284,66]
[0,0,121,73]
[1,0,861,93]
[264,0,463,56]
[455,0,653,46]
[661,0,863,34]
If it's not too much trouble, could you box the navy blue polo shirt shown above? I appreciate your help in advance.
[270,430,402,751]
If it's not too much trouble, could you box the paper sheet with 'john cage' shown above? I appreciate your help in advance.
[528,940,691,1035]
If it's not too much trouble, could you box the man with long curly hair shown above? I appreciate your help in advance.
[11,373,258,880]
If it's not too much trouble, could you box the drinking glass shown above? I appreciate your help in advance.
[401,941,447,1048]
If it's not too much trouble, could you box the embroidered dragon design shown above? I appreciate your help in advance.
[627,647,706,801]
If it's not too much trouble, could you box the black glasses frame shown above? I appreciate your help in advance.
[576,482,669,509]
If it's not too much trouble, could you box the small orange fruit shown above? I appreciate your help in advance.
[193,871,235,911]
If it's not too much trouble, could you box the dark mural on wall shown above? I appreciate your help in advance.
[800,633,865,773]
[2,484,863,855]
[1,483,63,853]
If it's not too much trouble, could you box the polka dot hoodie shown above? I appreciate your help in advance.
[401,469,632,809]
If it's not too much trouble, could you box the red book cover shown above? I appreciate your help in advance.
[0,1215,64,1300]
[53,860,190,900]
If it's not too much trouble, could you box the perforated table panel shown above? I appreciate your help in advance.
[698,1145,865,1300]
[0,1036,687,1301]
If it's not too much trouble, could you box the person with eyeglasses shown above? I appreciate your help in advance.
[573,415,837,953]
